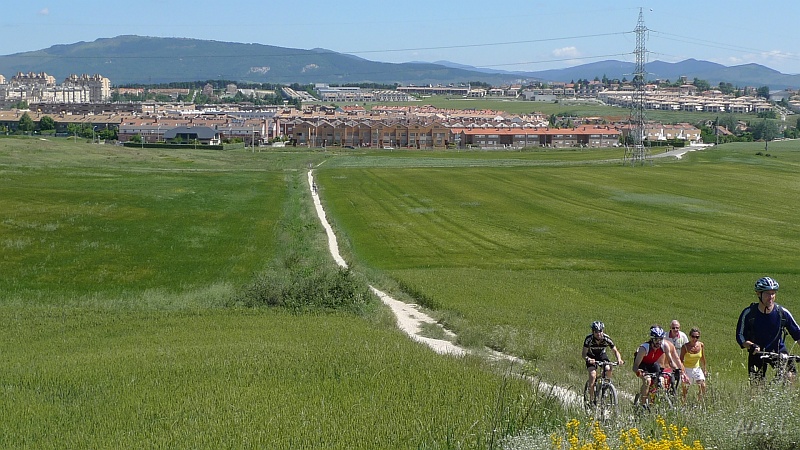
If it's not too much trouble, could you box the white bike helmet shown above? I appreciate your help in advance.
[754,276,779,292]
[649,326,666,339]
[591,321,604,332]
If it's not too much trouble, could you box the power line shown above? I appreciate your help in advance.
[649,29,800,64]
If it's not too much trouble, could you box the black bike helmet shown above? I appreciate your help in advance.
[754,276,779,292]
[591,321,605,332]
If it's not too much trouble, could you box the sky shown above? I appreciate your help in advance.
[3,1,800,76]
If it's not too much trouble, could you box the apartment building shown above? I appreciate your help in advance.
[0,72,112,107]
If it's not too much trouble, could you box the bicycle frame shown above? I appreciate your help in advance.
[583,362,619,420]
[636,368,679,409]
[755,351,800,383]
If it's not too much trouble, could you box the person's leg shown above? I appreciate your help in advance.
[682,379,690,402]
[587,366,598,402]
[748,353,767,385]
[786,359,797,383]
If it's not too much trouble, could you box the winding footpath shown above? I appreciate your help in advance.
[307,169,583,406]
[306,148,716,407]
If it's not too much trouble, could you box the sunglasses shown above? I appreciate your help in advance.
[671,327,680,329]
[690,335,700,338]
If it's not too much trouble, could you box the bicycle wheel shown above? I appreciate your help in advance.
[652,385,673,409]
[670,372,682,400]
[597,383,617,420]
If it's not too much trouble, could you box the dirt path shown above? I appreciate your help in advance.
[307,169,582,405]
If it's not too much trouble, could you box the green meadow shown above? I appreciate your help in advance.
[0,137,547,449]
[317,142,800,373]
[315,141,800,448]
[4,135,800,448]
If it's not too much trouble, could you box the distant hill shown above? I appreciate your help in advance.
[1,35,799,89]
[0,35,521,86]
[437,58,800,90]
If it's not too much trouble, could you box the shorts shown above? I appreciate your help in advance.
[684,367,705,384]
[638,362,661,376]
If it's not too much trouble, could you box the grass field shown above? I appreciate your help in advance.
[314,140,800,448]
[366,97,787,127]
[0,136,552,449]
[5,135,800,448]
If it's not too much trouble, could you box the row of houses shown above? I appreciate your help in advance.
[599,90,773,114]
[1,102,703,149]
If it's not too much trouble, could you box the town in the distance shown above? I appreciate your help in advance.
[0,70,797,149]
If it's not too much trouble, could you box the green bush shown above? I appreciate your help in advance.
[234,266,370,312]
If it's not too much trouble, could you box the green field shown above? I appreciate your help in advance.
[368,96,782,126]
[4,135,800,449]
[314,140,800,448]
[0,137,548,449]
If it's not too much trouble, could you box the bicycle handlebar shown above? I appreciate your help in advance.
[757,351,800,362]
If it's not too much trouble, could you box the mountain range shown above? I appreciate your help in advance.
[1,35,799,90]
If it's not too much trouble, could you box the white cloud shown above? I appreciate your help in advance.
[38,8,50,15]
[552,46,580,58]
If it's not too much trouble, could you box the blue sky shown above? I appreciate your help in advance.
[4,1,800,75]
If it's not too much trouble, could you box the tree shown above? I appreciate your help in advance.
[718,114,737,134]
[718,82,735,95]
[39,115,56,132]
[756,86,770,99]
[752,119,779,150]
[18,112,34,133]
[692,78,710,92]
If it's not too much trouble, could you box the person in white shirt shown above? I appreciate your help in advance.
[667,319,688,352]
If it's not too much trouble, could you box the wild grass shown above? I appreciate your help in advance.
[315,140,800,448]
[0,305,554,449]
[0,136,566,448]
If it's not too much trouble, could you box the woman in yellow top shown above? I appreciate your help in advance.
[680,327,707,403]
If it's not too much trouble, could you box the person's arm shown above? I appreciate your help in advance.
[665,341,685,371]
[700,343,708,374]
[632,346,644,375]
[783,308,800,344]
[680,344,687,363]
[613,346,623,365]
[736,306,758,351]
[582,345,591,363]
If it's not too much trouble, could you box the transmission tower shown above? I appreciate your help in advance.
[624,8,649,165]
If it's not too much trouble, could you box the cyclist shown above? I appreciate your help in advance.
[736,276,800,382]
[632,325,687,406]
[582,321,623,404]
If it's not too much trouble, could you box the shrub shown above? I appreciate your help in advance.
[233,266,370,313]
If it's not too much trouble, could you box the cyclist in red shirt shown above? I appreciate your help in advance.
[632,325,687,406]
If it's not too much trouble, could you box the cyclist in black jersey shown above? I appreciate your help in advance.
[582,321,624,403]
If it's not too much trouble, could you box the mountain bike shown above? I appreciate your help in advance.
[753,351,800,385]
[583,361,619,420]
[633,367,681,410]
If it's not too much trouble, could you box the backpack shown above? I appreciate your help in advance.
[744,302,787,348]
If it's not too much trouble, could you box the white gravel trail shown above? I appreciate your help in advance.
[307,169,584,406]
